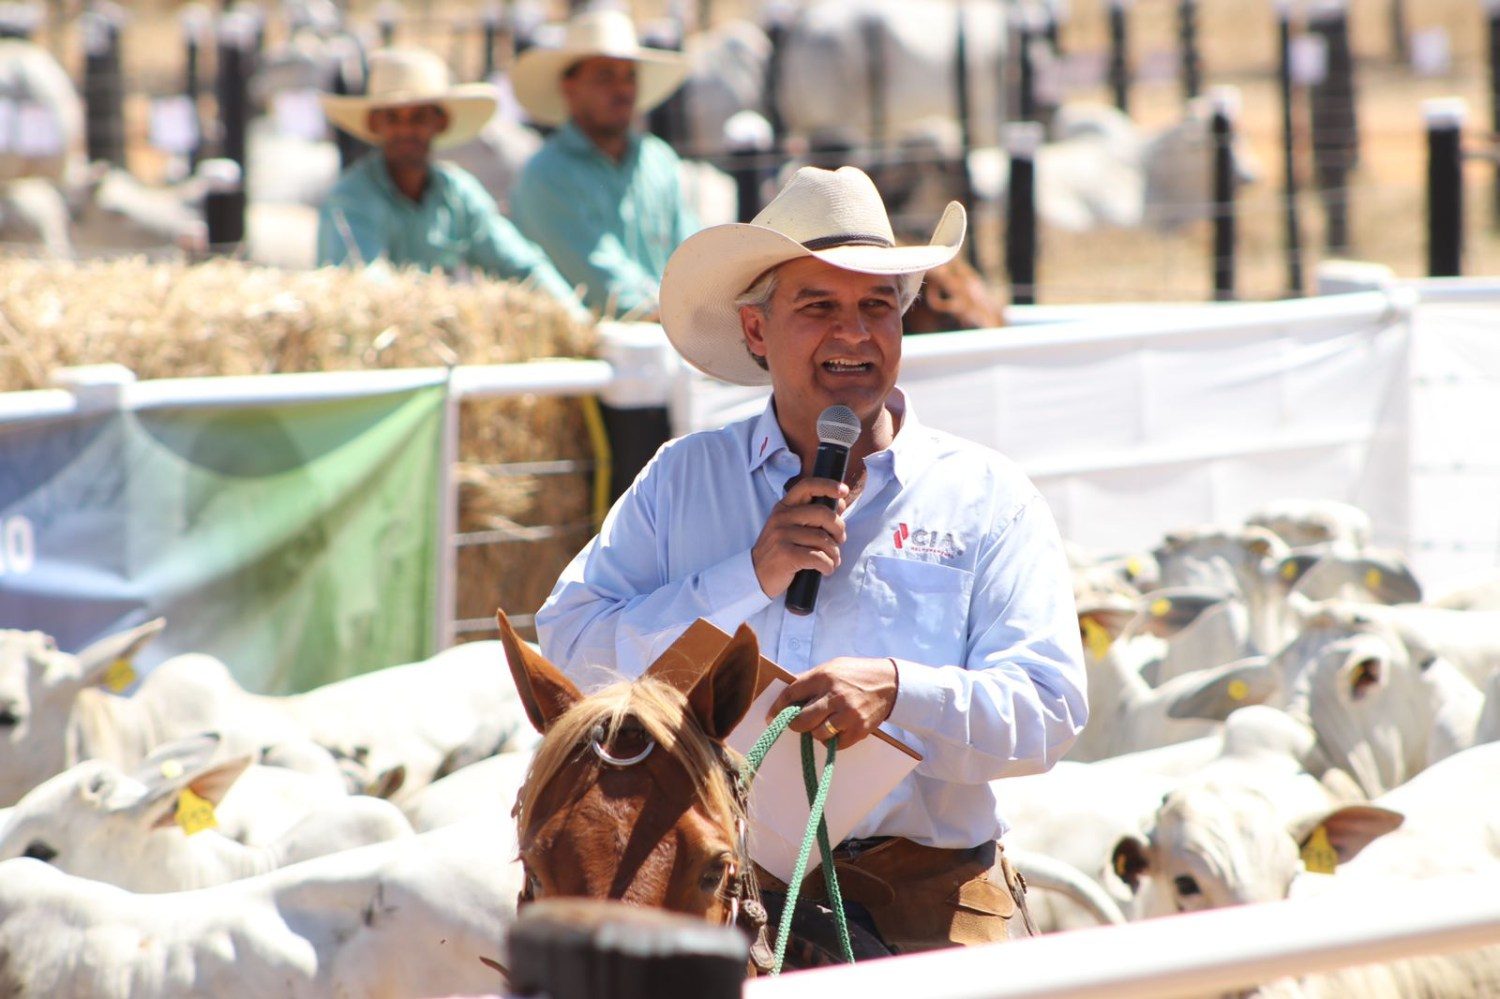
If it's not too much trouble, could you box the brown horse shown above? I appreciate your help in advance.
[496,613,893,972]
[498,612,763,931]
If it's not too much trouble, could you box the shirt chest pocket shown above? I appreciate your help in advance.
[854,556,973,666]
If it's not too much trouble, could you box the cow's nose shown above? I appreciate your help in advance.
[0,702,20,727]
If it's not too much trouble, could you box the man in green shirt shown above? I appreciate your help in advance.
[511,10,698,318]
[318,47,584,315]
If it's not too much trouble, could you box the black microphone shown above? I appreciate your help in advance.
[785,405,862,616]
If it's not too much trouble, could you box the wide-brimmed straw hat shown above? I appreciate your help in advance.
[660,166,967,387]
[511,9,688,128]
[321,48,498,149]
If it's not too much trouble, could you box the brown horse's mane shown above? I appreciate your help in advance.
[514,676,746,846]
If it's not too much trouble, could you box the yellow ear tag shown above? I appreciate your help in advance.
[159,760,184,780]
[1081,617,1113,660]
[1300,825,1338,875]
[1281,561,1299,580]
[1125,557,1144,579]
[1150,598,1170,618]
[1227,679,1250,702]
[103,659,136,694]
[175,788,218,837]
[1364,568,1383,590]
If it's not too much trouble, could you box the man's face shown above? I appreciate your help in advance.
[367,104,449,170]
[739,257,903,431]
[561,57,639,138]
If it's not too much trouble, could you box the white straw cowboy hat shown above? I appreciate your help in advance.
[511,9,688,128]
[660,166,967,387]
[321,48,498,149]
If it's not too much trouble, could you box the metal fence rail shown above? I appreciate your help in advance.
[745,870,1500,999]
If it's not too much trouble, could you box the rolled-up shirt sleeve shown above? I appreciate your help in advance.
[537,451,772,682]
[886,494,1088,785]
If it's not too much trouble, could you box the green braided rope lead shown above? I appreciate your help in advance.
[738,705,857,974]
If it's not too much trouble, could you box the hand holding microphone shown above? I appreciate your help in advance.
[749,405,862,612]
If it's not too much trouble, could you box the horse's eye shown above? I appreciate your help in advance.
[701,856,731,893]
[23,841,57,863]
[1173,875,1201,897]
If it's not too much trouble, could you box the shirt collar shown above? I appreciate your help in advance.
[558,121,641,167]
[746,387,932,487]
[365,152,444,206]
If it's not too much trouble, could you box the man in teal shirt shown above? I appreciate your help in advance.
[318,47,583,315]
[511,10,698,317]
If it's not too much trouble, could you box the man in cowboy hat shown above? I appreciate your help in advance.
[536,166,1086,952]
[317,47,582,313]
[509,9,698,316]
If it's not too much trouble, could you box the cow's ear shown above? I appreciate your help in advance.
[1111,836,1152,892]
[75,618,166,687]
[1165,656,1275,721]
[1298,805,1404,866]
[686,623,761,741]
[138,753,254,830]
[1134,588,1230,640]
[1078,603,1134,659]
[497,610,582,734]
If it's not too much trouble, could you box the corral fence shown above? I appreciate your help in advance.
[498,869,1500,998]
[9,1,1500,298]
[2,271,1497,685]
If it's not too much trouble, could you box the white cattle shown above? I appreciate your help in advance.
[772,0,1009,151]
[1005,708,1321,930]
[1069,592,1269,763]
[1430,569,1500,611]
[0,39,83,184]
[1114,741,1500,927]
[68,636,532,800]
[1480,671,1500,744]
[0,754,412,892]
[400,749,532,833]
[1245,498,1374,552]
[0,619,166,806]
[0,819,519,998]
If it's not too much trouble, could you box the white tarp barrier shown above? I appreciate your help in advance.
[1408,295,1500,591]
[671,291,1423,573]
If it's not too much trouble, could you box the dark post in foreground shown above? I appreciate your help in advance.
[1275,1,1305,296]
[1425,98,1465,278]
[1210,88,1239,302]
[1005,122,1042,306]
[506,898,749,999]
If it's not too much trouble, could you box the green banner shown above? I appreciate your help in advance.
[0,381,446,693]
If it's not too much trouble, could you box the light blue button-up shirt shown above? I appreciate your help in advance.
[537,392,1088,848]
[316,153,584,314]
[511,123,697,316]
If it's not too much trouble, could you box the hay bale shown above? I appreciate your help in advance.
[0,257,600,637]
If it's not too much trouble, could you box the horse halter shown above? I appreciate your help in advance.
[515,722,772,970]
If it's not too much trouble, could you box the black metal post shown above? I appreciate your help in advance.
[1277,1,1304,296]
[1211,88,1238,301]
[1425,98,1465,278]
[861,14,885,153]
[1177,0,1201,102]
[1005,122,1041,306]
[83,3,127,166]
[763,9,789,147]
[1488,0,1500,227]
[376,1,398,47]
[1017,10,1036,125]
[1043,0,1062,54]
[644,19,686,150]
[953,4,978,267]
[1390,0,1409,65]
[331,37,369,169]
[215,12,254,169]
[482,5,500,80]
[181,5,208,170]
[201,158,246,250]
[1108,0,1131,115]
[1309,0,1356,253]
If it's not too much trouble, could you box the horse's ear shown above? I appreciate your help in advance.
[687,623,761,741]
[497,610,582,734]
